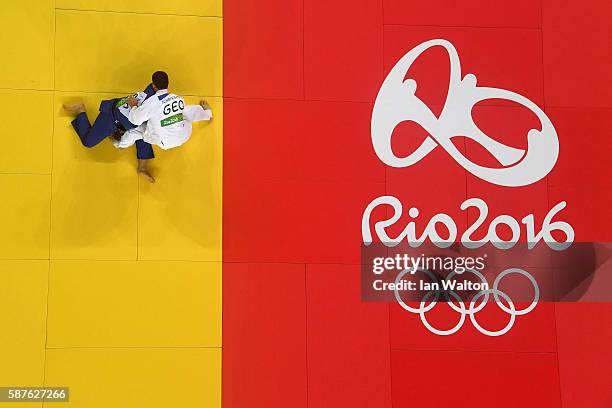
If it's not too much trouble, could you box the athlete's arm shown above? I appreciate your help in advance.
[128,97,155,126]
[184,102,213,122]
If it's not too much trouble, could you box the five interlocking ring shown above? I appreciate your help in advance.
[393,267,540,336]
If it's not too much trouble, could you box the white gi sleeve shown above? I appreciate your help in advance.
[128,97,156,126]
[183,105,213,122]
[111,125,145,149]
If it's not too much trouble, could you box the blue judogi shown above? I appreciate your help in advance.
[70,84,156,159]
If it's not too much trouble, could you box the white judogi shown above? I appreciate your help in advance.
[116,92,148,117]
[122,89,212,150]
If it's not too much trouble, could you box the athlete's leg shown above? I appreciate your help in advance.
[135,140,155,183]
[64,103,116,148]
[135,140,155,160]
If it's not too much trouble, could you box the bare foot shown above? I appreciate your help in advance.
[63,103,86,114]
[137,159,155,183]
[138,168,155,183]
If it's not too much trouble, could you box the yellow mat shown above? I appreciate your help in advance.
[138,96,223,261]
[0,175,51,259]
[0,2,54,90]
[47,260,221,347]
[0,2,222,407]
[57,0,221,17]
[0,90,53,174]
[0,261,48,400]
[45,348,221,407]
[55,10,222,96]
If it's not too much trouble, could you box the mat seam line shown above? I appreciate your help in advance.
[55,7,222,19]
[46,346,222,350]
[540,1,564,405]
[383,23,542,30]
[304,263,309,408]
[43,3,58,395]
[390,349,558,354]
[381,0,394,404]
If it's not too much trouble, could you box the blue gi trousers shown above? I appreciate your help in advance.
[71,111,155,159]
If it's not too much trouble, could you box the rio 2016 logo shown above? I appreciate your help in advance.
[362,39,575,337]
[371,38,558,187]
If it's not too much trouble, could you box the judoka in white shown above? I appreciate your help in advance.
[113,71,213,177]
[114,99,213,149]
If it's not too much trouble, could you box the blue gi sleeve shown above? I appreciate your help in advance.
[143,83,156,100]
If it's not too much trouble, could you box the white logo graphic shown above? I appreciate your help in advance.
[394,267,539,337]
[371,39,559,187]
[362,197,574,250]
[365,39,573,336]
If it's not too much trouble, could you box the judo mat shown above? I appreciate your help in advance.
[1,0,612,407]
[0,1,222,407]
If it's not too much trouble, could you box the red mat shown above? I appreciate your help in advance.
[222,0,612,406]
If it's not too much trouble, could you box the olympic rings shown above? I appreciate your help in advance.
[444,268,490,314]
[470,289,516,337]
[394,267,440,314]
[493,268,539,315]
[420,290,467,336]
[394,267,539,336]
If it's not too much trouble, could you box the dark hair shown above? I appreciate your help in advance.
[152,71,169,89]
[110,124,126,141]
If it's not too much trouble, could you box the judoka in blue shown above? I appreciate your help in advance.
[68,83,156,160]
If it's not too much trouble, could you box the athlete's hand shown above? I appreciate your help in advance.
[200,100,211,111]
[127,96,139,107]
